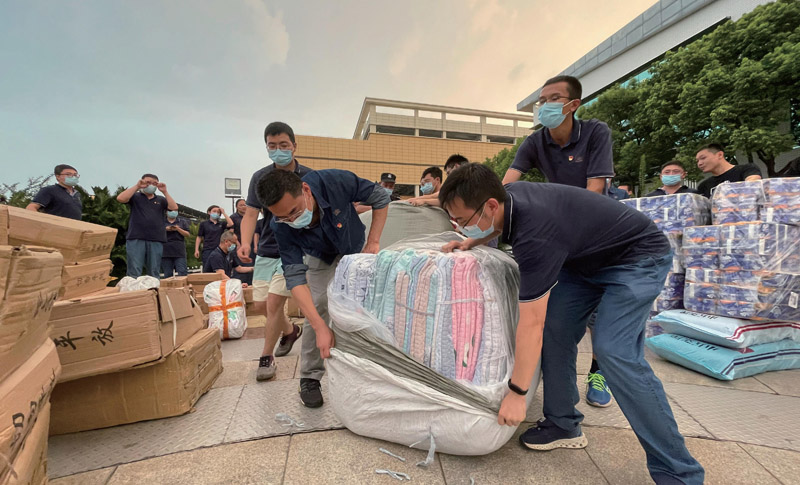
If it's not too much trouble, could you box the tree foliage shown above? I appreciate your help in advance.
[579,0,800,186]
[0,175,53,208]
[483,136,545,183]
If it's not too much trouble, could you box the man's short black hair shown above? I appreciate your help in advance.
[421,166,443,181]
[660,160,685,171]
[207,205,220,213]
[141,173,159,181]
[264,121,296,144]
[543,75,582,100]
[257,169,303,207]
[438,163,506,211]
[698,143,724,154]
[54,164,76,175]
[444,154,469,172]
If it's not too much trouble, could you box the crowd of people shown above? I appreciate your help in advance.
[26,72,798,484]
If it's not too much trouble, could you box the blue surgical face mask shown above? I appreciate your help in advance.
[228,243,236,252]
[268,148,294,167]
[63,176,80,187]
[383,187,394,196]
[537,101,571,129]
[167,210,179,219]
[458,205,495,240]
[142,185,158,195]
[661,174,683,186]
[420,182,434,195]
[210,212,220,220]
[286,194,313,229]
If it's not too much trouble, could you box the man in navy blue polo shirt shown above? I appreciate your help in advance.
[27,164,83,220]
[116,173,179,278]
[439,164,704,484]
[162,209,190,278]
[258,168,389,408]
[203,231,254,281]
[238,121,315,382]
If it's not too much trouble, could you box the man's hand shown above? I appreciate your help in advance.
[157,182,167,193]
[137,179,148,189]
[498,392,527,426]
[363,240,380,254]
[316,324,335,359]
[442,238,474,253]
[237,244,252,263]
[194,249,200,258]
[408,198,427,207]
[166,225,174,231]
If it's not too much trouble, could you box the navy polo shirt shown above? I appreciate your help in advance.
[203,246,232,276]
[126,192,168,242]
[163,217,189,258]
[272,169,391,290]
[198,220,227,254]
[246,161,313,258]
[646,186,697,197]
[502,182,670,301]
[32,184,83,220]
[510,118,614,188]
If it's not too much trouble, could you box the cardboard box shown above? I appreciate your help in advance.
[59,259,113,300]
[0,340,60,479]
[0,246,63,383]
[186,273,225,286]
[49,328,222,435]
[4,205,117,264]
[49,287,204,382]
[0,207,8,246]
[159,276,189,289]
[2,403,49,485]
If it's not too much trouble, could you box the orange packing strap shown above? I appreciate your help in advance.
[208,280,243,339]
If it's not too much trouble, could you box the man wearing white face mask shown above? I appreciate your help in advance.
[27,164,83,220]
[646,161,697,197]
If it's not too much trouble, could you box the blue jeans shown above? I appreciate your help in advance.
[541,253,704,485]
[161,257,188,278]
[126,239,164,278]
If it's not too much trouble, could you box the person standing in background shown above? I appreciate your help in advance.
[230,198,255,285]
[27,164,83,220]
[162,209,190,278]
[195,205,233,268]
[646,161,697,197]
[695,143,762,198]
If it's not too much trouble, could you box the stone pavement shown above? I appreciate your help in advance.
[49,323,800,484]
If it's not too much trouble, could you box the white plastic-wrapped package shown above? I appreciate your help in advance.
[327,233,539,456]
[359,201,455,249]
[203,279,247,339]
[117,275,160,292]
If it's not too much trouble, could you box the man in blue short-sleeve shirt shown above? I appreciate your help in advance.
[162,210,190,278]
[258,168,390,408]
[27,164,83,220]
[116,173,179,278]
[438,164,703,485]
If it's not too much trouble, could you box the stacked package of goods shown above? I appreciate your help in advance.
[621,194,712,313]
[646,179,800,380]
[327,233,537,456]
[0,245,64,484]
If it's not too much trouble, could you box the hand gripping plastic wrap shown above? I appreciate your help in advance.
[683,222,800,321]
[711,178,800,226]
[203,279,247,339]
[326,233,538,456]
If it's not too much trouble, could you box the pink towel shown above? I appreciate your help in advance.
[410,261,436,362]
[464,257,484,381]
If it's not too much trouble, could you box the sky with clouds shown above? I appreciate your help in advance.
[1,0,655,210]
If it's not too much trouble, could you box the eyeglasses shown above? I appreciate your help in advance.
[275,194,308,223]
[450,199,488,227]
[534,95,573,107]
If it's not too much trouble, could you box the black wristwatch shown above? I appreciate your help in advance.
[508,379,528,396]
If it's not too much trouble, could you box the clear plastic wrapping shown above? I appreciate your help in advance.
[621,193,711,233]
[711,178,800,226]
[652,272,685,313]
[203,279,247,339]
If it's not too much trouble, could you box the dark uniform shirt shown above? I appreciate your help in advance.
[198,220,227,254]
[203,246,232,276]
[163,217,190,258]
[646,185,697,197]
[126,192,168,242]
[32,184,82,220]
[501,182,670,301]
[696,164,762,198]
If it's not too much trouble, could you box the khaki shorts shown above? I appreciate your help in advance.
[252,256,292,301]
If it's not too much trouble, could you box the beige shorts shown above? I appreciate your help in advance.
[252,256,292,301]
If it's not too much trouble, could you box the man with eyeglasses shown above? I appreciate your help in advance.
[647,161,697,197]
[27,164,83,220]
[256,168,389,408]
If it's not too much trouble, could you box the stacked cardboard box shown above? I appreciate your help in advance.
[162,273,225,314]
[0,206,118,300]
[0,246,64,483]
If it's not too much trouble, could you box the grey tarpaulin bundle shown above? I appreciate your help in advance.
[327,232,540,455]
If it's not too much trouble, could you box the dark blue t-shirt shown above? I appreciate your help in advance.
[230,212,244,242]
[32,184,82,220]
[246,161,313,258]
[203,246,232,276]
[510,118,614,189]
[163,217,190,258]
[198,220,227,254]
[126,192,168,242]
[501,182,670,301]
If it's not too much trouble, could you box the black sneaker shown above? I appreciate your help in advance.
[299,378,323,408]
[519,418,588,451]
[275,323,303,357]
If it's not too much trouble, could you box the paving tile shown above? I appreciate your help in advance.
[284,429,445,484]
[645,348,775,393]
[753,369,800,397]
[247,314,266,328]
[107,437,290,485]
[50,467,116,485]
[665,382,800,451]
[220,338,267,362]
[578,331,593,353]
[739,443,800,484]
[584,427,780,485]
[48,386,243,478]
[212,356,298,389]
[440,427,607,484]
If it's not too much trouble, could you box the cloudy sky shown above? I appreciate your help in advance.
[1,0,654,210]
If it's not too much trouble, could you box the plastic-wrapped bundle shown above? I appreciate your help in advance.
[682,226,721,270]
[621,193,711,233]
[204,279,247,339]
[118,275,160,291]
[762,177,800,226]
[652,309,800,348]
[327,233,537,455]
[665,232,684,272]
[652,272,685,312]
[711,181,763,225]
